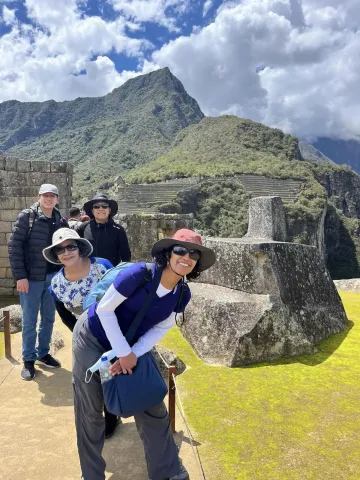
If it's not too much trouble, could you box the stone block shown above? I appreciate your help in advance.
[0,210,20,222]
[0,233,7,245]
[245,196,287,241]
[0,305,22,333]
[0,287,14,296]
[0,278,15,287]
[17,159,31,172]
[3,186,39,197]
[0,154,6,169]
[183,278,347,366]
[14,197,28,210]
[0,246,9,257]
[31,161,51,172]
[0,222,12,234]
[0,257,10,267]
[26,196,37,206]
[50,162,67,173]
[5,157,17,171]
[0,268,6,277]
[6,171,28,187]
[6,268,13,278]
[0,196,15,210]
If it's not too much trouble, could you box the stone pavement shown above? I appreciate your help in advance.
[0,317,203,480]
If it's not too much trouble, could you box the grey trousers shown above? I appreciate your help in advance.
[72,312,181,480]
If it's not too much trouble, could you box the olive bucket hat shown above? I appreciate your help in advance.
[151,228,216,272]
[42,228,93,265]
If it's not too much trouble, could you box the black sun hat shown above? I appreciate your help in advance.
[83,194,118,219]
[151,229,216,272]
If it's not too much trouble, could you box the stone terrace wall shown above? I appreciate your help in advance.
[0,154,73,295]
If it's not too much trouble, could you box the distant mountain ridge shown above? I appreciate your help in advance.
[312,137,360,173]
[0,67,204,197]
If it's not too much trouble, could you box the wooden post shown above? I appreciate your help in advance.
[4,310,11,359]
[168,365,177,433]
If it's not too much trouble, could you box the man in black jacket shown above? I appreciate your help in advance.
[8,184,68,381]
[77,193,131,439]
[77,194,131,264]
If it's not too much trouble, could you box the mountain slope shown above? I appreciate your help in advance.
[298,140,335,165]
[312,137,360,172]
[1,68,204,197]
[126,115,304,183]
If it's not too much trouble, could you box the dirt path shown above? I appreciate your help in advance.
[0,317,203,480]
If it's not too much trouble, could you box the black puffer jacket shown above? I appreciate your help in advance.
[8,203,67,281]
[77,218,131,265]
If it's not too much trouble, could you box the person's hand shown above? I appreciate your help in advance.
[16,279,29,294]
[109,352,137,375]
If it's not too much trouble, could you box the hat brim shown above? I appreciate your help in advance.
[42,238,93,265]
[83,199,118,218]
[151,238,216,272]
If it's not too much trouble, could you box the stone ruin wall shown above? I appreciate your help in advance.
[116,213,194,262]
[0,154,73,296]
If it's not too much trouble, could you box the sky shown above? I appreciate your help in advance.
[0,0,359,141]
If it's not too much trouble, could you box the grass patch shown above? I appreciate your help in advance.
[160,292,360,479]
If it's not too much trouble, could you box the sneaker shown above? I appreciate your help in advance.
[21,361,35,381]
[105,411,121,439]
[37,354,61,368]
[149,465,190,480]
[169,465,190,480]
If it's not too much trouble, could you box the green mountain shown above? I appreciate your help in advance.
[0,67,204,197]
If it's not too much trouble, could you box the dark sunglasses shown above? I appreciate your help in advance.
[172,245,201,261]
[93,204,109,209]
[53,243,79,256]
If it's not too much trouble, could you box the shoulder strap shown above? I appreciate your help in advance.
[28,209,36,237]
[125,266,162,345]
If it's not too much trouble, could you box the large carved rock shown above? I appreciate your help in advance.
[181,238,347,366]
[0,304,22,333]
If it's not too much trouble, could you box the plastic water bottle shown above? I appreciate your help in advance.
[99,355,113,383]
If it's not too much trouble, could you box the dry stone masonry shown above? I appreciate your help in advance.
[116,212,194,262]
[181,196,348,366]
[0,153,73,295]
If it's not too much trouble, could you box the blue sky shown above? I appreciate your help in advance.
[1,0,360,140]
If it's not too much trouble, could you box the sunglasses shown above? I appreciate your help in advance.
[172,245,201,261]
[93,204,109,210]
[53,243,79,256]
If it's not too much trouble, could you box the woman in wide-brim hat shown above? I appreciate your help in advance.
[71,228,216,480]
[43,228,113,325]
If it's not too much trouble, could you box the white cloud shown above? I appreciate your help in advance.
[2,5,16,24]
[0,0,150,102]
[203,0,214,17]
[148,0,360,139]
[109,0,188,32]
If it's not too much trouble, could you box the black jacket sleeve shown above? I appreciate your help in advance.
[8,210,30,280]
[118,226,131,262]
[55,300,77,332]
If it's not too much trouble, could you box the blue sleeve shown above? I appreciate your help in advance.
[94,257,114,269]
[112,262,149,298]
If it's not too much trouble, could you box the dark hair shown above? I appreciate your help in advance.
[77,240,89,257]
[153,247,201,280]
[69,207,81,217]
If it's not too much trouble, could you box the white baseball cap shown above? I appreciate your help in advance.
[39,184,59,196]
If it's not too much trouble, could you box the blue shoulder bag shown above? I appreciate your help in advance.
[101,266,168,417]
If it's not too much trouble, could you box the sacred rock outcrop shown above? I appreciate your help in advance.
[180,197,348,366]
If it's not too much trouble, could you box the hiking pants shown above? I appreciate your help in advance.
[72,312,181,480]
